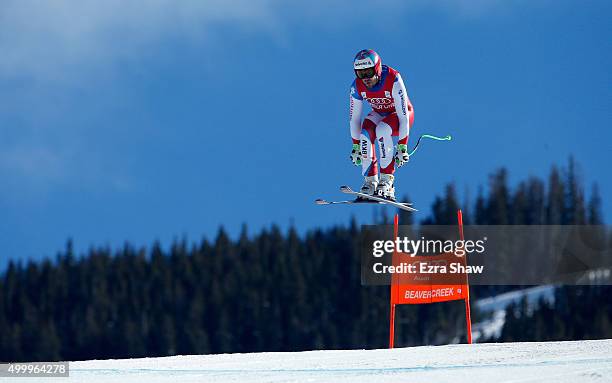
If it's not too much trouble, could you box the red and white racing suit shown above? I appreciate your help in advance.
[349,65,414,176]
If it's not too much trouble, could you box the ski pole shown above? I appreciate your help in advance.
[408,134,452,157]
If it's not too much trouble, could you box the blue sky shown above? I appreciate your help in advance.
[1,0,610,266]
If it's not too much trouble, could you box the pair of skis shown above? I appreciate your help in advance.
[315,185,417,212]
[315,134,453,213]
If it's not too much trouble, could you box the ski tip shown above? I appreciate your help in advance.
[314,199,329,205]
[339,185,353,193]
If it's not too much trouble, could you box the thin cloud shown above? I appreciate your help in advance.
[0,0,525,81]
[0,0,279,81]
[0,145,66,182]
[0,0,281,197]
[0,140,135,200]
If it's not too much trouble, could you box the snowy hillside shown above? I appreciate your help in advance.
[475,285,556,313]
[21,339,612,383]
[471,285,557,341]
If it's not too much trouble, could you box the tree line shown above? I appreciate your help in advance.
[0,158,609,362]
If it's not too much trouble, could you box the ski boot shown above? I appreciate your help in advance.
[376,173,396,201]
[355,175,378,202]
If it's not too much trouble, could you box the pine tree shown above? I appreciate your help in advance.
[564,156,586,224]
[547,166,565,224]
[588,183,603,225]
[487,169,510,225]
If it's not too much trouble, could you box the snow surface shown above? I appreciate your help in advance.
[15,339,612,383]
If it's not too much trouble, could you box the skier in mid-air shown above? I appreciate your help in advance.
[349,49,414,202]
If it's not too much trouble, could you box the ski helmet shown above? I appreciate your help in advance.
[353,49,382,79]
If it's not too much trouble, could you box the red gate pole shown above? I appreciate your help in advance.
[389,302,396,349]
[457,210,473,344]
[389,214,399,348]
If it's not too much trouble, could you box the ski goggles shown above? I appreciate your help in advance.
[355,67,376,79]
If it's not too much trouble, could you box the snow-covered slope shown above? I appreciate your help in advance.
[475,285,556,313]
[472,285,557,342]
[22,339,612,383]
